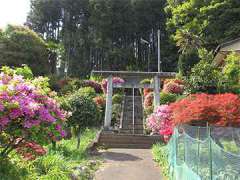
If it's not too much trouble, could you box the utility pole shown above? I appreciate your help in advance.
[140,38,151,72]
[157,29,161,72]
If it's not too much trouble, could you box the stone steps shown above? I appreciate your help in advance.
[119,95,144,134]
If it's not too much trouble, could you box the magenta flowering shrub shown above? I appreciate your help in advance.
[0,68,67,159]
[146,105,173,140]
[101,77,125,93]
[83,80,102,93]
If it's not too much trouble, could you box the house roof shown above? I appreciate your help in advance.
[214,37,240,55]
[214,38,240,65]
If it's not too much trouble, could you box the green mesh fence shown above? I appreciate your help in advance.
[168,125,240,180]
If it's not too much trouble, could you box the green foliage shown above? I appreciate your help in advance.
[33,154,71,180]
[1,65,33,79]
[67,91,100,129]
[111,104,122,127]
[178,49,200,76]
[166,0,240,51]
[0,129,100,180]
[223,52,240,85]
[112,94,124,105]
[160,92,178,105]
[0,25,49,75]
[27,0,178,76]
[140,79,151,85]
[78,87,97,99]
[57,78,84,95]
[152,143,169,179]
[186,49,222,93]
[90,75,103,83]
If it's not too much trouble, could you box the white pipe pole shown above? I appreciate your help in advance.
[157,29,161,72]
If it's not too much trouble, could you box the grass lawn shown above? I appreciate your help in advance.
[0,128,101,180]
[152,143,170,180]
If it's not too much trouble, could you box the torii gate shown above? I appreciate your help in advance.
[92,71,176,130]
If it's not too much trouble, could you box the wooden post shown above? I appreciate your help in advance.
[104,75,113,130]
[154,75,160,110]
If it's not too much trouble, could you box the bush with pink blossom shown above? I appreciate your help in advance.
[146,105,173,141]
[101,77,124,94]
[144,92,154,109]
[162,79,184,94]
[0,66,67,159]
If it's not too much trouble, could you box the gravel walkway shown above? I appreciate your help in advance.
[94,148,163,180]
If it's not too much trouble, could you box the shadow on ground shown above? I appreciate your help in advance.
[103,151,142,162]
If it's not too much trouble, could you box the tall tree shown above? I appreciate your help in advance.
[166,0,240,50]
[27,0,179,77]
[0,25,49,75]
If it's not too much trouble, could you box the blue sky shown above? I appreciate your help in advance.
[0,0,30,28]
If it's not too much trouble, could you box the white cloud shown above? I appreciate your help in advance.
[0,0,30,28]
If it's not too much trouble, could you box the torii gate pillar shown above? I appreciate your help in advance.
[153,75,160,110]
[104,75,113,129]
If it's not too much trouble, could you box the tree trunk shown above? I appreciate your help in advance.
[77,126,81,149]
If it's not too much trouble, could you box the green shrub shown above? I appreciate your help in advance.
[112,94,124,105]
[160,92,178,105]
[223,52,240,85]
[0,129,100,180]
[67,91,100,148]
[33,154,71,180]
[178,49,200,76]
[0,25,49,76]
[140,79,151,84]
[152,143,169,179]
[112,104,122,127]
[78,87,97,99]
[186,49,222,94]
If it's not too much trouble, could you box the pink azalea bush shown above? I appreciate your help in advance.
[146,105,173,141]
[144,92,153,108]
[0,67,67,159]
[101,77,125,93]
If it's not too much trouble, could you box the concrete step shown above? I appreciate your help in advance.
[99,138,161,144]
[97,131,163,149]
[101,143,153,149]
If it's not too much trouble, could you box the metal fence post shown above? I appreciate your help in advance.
[197,127,200,175]
[208,125,213,180]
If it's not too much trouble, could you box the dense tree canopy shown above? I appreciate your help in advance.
[26,0,178,77]
[25,0,240,77]
[166,0,240,51]
[0,25,49,75]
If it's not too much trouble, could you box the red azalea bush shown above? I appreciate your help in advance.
[163,79,184,94]
[143,88,153,97]
[93,96,105,107]
[144,92,153,108]
[170,93,240,127]
[16,140,47,160]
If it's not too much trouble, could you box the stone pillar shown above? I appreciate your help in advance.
[104,75,113,130]
[153,75,160,110]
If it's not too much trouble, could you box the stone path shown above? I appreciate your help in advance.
[94,149,163,180]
